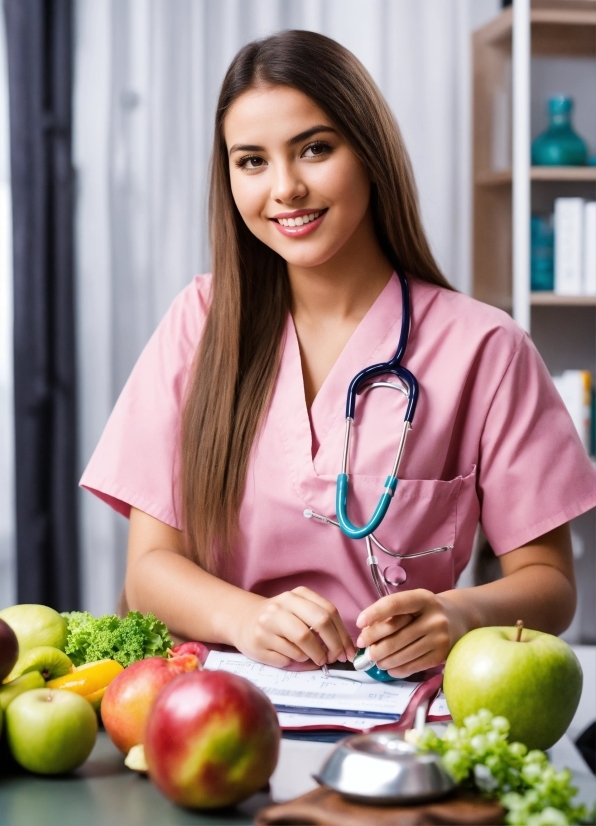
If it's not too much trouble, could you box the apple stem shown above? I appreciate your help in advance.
[516,620,524,642]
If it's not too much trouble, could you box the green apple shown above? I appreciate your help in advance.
[5,688,98,774]
[0,605,68,656]
[443,626,582,751]
[0,671,46,713]
[6,646,73,683]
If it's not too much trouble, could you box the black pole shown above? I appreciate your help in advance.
[3,0,79,611]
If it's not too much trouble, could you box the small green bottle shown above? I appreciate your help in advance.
[532,96,587,167]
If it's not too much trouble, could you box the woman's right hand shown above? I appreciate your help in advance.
[233,586,356,669]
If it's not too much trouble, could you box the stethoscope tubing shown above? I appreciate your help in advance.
[336,269,419,541]
[304,269,453,602]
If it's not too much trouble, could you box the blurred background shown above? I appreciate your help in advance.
[0,0,594,664]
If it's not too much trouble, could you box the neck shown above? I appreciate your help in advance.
[287,211,394,324]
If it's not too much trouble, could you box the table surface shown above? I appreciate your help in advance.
[0,731,594,826]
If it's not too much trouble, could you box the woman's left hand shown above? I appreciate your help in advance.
[355,589,469,678]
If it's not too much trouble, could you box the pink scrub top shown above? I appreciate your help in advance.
[81,273,596,639]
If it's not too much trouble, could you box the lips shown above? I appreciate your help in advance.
[271,208,327,238]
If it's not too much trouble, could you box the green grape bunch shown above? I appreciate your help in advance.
[407,709,592,826]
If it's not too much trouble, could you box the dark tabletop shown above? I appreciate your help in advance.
[0,732,269,826]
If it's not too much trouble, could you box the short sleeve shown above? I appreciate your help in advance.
[80,275,212,528]
[478,332,596,555]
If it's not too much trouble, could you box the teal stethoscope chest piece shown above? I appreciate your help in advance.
[353,647,398,681]
[304,269,453,682]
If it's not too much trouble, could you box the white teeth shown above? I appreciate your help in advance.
[277,210,322,228]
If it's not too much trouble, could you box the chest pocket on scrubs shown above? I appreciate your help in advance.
[346,466,477,594]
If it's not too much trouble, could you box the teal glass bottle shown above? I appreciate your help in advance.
[530,215,554,291]
[531,96,587,166]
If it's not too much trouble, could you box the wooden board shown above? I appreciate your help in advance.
[257,786,505,826]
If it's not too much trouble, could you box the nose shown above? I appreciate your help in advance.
[271,161,307,204]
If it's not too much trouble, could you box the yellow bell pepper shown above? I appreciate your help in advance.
[47,659,124,710]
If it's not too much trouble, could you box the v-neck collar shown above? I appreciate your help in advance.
[270,273,404,480]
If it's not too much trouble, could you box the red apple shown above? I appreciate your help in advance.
[171,641,209,666]
[101,654,198,754]
[145,670,280,809]
[0,619,19,683]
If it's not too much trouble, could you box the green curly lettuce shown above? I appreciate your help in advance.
[61,610,173,668]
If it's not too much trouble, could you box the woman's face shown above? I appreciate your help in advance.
[224,85,372,270]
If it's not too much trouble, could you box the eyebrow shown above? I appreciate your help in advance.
[228,125,337,155]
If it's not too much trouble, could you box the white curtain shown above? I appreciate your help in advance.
[74,0,499,615]
[0,9,15,610]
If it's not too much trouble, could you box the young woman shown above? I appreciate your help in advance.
[82,31,596,678]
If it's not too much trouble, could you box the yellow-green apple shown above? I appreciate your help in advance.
[5,688,97,774]
[0,672,46,713]
[443,625,582,750]
[101,654,198,754]
[6,645,73,683]
[0,618,19,682]
[144,670,280,809]
[171,641,209,666]
[0,605,68,656]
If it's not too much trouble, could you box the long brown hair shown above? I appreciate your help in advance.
[181,30,453,573]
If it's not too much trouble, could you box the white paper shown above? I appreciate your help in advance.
[277,712,397,730]
[429,691,451,718]
[204,651,420,716]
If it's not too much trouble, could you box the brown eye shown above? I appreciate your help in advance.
[235,155,266,170]
[303,141,332,159]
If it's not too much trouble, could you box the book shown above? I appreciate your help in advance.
[554,198,584,296]
[552,370,592,453]
[583,201,596,296]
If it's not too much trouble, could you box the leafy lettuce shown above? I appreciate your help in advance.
[61,610,173,668]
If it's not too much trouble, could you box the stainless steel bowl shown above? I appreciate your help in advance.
[313,733,455,805]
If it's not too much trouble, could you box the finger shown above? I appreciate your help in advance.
[258,598,328,664]
[281,659,321,672]
[254,607,312,662]
[258,632,311,664]
[293,587,356,660]
[386,649,445,679]
[356,590,431,629]
[256,649,293,668]
[371,605,452,667]
[281,592,348,663]
[356,614,413,648]
[375,634,432,672]
[369,615,431,663]
[267,605,329,666]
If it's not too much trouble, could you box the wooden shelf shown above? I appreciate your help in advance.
[477,2,596,56]
[532,167,596,182]
[473,2,596,316]
[531,293,596,306]
[476,167,596,186]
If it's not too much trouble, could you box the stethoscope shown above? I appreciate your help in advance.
[303,268,452,679]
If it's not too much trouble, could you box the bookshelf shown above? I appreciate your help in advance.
[473,0,596,311]
[472,0,596,645]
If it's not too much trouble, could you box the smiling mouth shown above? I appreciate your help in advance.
[273,209,327,227]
